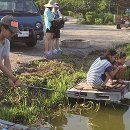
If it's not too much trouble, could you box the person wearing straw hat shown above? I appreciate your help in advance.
[0,15,22,87]
[43,0,58,58]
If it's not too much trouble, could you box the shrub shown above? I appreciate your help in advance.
[103,12,114,24]
[95,18,103,25]
[77,18,87,24]
[68,11,75,17]
[85,12,98,24]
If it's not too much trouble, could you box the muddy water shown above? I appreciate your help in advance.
[50,94,130,130]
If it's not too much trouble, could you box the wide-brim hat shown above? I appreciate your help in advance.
[54,2,60,8]
[44,0,58,8]
[0,15,21,34]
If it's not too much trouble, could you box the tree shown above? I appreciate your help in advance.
[58,0,101,20]
[35,0,48,8]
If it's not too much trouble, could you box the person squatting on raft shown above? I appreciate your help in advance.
[112,51,127,84]
[0,15,22,87]
[85,49,124,90]
[43,0,59,58]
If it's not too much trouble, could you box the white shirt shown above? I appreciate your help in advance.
[0,39,10,60]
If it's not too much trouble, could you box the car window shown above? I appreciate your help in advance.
[0,0,38,13]
[0,1,14,11]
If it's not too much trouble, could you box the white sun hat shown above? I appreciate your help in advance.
[44,0,59,8]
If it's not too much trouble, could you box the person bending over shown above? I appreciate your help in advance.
[0,15,22,87]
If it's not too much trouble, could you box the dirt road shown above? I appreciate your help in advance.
[61,24,130,47]
[10,24,130,68]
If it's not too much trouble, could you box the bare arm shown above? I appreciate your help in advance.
[0,58,17,82]
[108,69,118,78]
[103,66,123,85]
[4,56,12,72]
[109,65,124,78]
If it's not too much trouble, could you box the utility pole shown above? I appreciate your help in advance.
[108,0,111,12]
[117,4,119,15]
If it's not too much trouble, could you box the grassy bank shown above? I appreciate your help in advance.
[0,44,130,125]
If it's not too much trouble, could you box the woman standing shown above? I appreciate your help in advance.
[52,3,62,53]
[52,3,66,53]
[43,0,58,58]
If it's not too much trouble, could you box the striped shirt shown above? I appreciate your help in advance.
[87,57,113,87]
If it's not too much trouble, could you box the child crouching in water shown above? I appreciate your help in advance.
[112,52,127,84]
[86,49,124,90]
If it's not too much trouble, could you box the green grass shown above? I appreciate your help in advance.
[0,44,130,124]
[0,54,95,124]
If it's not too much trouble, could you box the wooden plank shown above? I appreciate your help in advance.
[74,80,128,92]
[67,80,130,102]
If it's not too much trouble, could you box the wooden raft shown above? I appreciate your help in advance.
[66,80,130,102]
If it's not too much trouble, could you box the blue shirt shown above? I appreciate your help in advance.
[44,8,54,31]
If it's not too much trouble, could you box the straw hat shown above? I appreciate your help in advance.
[44,0,58,8]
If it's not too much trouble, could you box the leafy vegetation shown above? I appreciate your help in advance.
[0,44,130,124]
[0,53,100,124]
[37,0,127,25]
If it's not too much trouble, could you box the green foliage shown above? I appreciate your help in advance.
[34,0,121,25]
[78,18,87,24]
[85,12,98,24]
[103,12,113,24]
[99,0,110,12]
[77,11,113,25]
[0,54,91,124]
[2,43,130,124]
[95,18,103,25]
[68,11,75,17]
[35,0,47,8]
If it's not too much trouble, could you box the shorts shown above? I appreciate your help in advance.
[53,29,60,38]
[46,26,54,33]
[101,74,106,81]
[87,77,104,88]
[87,81,105,89]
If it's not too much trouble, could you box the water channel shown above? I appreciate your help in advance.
[49,93,130,130]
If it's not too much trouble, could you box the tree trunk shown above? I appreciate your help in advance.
[82,12,86,21]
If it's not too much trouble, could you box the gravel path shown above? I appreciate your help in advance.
[10,23,130,69]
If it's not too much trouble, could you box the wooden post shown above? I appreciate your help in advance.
[117,4,119,15]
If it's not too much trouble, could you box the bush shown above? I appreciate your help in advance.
[103,12,114,24]
[95,18,103,25]
[85,12,114,25]
[61,10,69,16]
[85,12,98,24]
[68,11,75,17]
[77,18,87,24]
